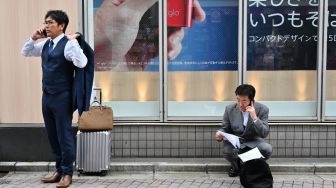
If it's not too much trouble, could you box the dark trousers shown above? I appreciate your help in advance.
[42,90,75,176]
[223,140,272,171]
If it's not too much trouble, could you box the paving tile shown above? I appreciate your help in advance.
[0,172,334,188]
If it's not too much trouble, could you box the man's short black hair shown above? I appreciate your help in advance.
[45,10,69,33]
[235,84,256,101]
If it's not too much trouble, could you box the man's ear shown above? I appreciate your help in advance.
[59,23,65,32]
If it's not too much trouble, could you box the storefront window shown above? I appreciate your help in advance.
[246,0,319,119]
[167,0,239,119]
[93,0,161,119]
[86,0,336,121]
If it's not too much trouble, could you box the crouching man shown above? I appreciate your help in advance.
[215,84,272,177]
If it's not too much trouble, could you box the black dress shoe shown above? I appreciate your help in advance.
[228,167,240,177]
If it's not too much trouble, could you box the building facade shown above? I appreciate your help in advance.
[0,0,336,161]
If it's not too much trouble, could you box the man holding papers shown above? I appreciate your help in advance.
[215,84,272,177]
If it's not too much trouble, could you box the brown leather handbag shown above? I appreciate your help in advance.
[78,88,113,131]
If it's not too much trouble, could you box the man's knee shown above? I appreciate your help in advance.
[223,142,240,161]
[257,142,272,159]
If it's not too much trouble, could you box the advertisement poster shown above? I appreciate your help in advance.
[247,0,319,70]
[93,0,238,72]
[167,1,238,71]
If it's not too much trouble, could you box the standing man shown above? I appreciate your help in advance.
[215,84,272,177]
[21,10,87,188]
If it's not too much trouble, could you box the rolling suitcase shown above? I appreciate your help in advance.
[76,131,111,175]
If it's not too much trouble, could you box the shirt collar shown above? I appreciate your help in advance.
[50,33,65,46]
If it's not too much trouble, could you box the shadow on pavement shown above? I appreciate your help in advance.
[0,172,8,178]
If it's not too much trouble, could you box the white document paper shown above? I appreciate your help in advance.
[238,147,265,162]
[218,131,240,148]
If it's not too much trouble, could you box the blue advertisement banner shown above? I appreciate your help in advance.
[168,4,238,71]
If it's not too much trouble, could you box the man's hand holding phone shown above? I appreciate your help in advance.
[246,101,257,122]
[32,28,47,41]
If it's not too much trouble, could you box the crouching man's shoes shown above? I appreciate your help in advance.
[228,167,240,177]
[56,175,72,188]
[41,171,62,183]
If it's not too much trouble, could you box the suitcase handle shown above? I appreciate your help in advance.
[92,88,102,106]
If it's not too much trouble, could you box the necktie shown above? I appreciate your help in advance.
[48,40,54,54]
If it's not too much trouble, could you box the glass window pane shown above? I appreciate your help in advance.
[246,0,318,119]
[326,0,336,118]
[167,0,239,119]
[93,0,160,118]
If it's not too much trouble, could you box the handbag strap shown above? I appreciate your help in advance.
[91,98,103,110]
[91,100,101,107]
[91,88,103,110]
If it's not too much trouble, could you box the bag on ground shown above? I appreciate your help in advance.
[239,159,273,188]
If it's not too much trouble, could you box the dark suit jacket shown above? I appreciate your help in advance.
[73,33,94,115]
[220,102,270,148]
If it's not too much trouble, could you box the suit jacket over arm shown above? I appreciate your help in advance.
[73,33,94,115]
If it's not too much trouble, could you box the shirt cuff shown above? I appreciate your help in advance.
[28,37,37,43]
[253,118,258,123]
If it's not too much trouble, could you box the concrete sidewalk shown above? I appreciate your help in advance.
[1,158,336,173]
[0,158,336,187]
[0,172,335,188]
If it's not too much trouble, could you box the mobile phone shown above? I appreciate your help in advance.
[249,100,255,106]
[42,29,47,37]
